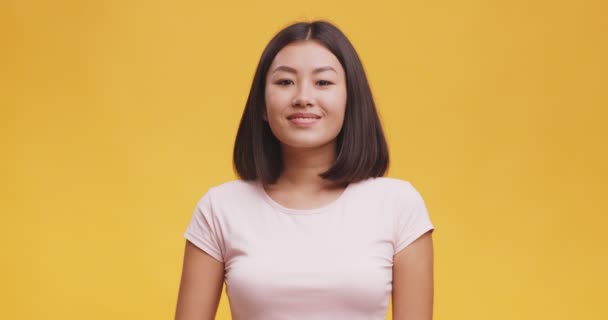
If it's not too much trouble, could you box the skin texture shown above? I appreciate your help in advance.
[393,231,434,320]
[175,40,434,320]
[175,241,224,320]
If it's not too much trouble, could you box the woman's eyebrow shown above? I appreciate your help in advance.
[271,65,338,74]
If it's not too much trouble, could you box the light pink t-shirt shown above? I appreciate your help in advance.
[183,177,435,320]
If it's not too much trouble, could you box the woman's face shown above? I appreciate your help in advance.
[264,40,347,150]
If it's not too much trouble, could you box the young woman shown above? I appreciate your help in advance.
[175,20,435,320]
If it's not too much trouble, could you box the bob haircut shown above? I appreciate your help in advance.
[233,20,389,186]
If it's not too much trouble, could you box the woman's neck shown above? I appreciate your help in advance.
[274,141,338,191]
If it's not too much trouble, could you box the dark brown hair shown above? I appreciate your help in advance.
[233,20,389,186]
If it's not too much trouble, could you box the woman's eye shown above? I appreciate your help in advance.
[316,80,333,86]
[276,79,293,86]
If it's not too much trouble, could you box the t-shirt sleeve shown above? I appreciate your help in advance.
[183,189,225,263]
[393,181,435,254]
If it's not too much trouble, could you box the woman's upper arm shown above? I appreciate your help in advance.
[175,240,225,320]
[392,230,434,320]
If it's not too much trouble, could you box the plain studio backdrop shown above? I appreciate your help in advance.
[1,0,606,319]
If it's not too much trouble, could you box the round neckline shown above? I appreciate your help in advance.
[256,180,353,215]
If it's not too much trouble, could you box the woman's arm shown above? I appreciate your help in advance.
[392,231,434,320]
[175,240,225,320]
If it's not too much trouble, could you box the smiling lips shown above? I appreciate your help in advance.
[287,112,321,127]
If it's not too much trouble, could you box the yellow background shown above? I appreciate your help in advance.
[2,0,606,319]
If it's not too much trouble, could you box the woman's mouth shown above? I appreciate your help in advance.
[289,117,320,126]
[287,113,321,127]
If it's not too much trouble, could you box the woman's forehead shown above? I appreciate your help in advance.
[269,41,343,74]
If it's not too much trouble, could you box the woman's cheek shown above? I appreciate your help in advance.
[266,92,289,111]
[264,98,279,118]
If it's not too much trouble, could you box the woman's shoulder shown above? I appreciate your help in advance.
[208,178,255,192]
[356,176,417,193]
[201,179,260,203]
[353,176,425,205]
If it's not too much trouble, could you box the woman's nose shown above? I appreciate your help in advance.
[292,83,314,107]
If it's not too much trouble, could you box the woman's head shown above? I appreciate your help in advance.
[264,40,347,152]
[233,20,389,186]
